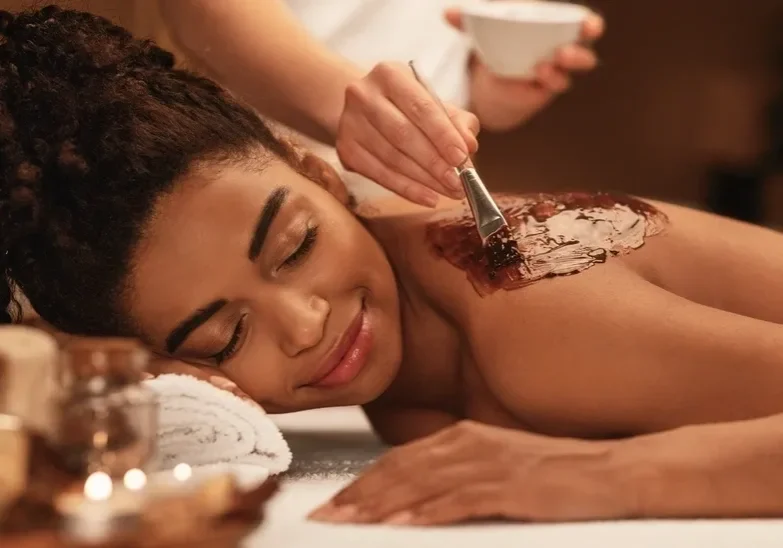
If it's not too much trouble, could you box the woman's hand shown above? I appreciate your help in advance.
[336,62,480,208]
[145,356,254,402]
[309,420,636,526]
[445,9,605,132]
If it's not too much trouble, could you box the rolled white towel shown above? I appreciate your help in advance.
[144,374,291,475]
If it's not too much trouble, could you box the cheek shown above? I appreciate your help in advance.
[322,219,387,287]
[222,348,289,403]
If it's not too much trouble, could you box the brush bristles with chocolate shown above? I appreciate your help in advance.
[485,226,523,273]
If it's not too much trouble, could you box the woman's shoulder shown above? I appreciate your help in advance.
[356,190,668,321]
[356,193,545,321]
[357,195,473,310]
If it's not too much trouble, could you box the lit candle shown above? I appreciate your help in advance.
[123,468,148,491]
[147,462,197,495]
[173,462,193,483]
[57,471,144,543]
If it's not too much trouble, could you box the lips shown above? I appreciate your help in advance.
[305,305,372,389]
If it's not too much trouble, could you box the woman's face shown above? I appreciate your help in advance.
[129,157,402,412]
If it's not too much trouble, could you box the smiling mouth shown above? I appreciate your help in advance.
[305,302,373,389]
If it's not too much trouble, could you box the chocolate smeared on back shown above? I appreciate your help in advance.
[426,192,669,296]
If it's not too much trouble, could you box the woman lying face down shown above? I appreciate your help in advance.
[6,7,783,451]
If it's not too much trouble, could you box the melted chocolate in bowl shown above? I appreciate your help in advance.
[426,192,669,296]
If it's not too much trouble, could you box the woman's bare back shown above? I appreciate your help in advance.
[360,193,783,444]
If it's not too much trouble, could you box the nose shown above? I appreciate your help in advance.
[277,291,330,357]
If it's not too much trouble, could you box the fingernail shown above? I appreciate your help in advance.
[447,145,468,167]
[383,510,414,526]
[317,504,359,523]
[444,169,463,193]
[335,504,359,520]
[467,135,480,153]
[420,192,439,208]
[308,503,359,523]
[308,501,336,521]
[209,376,237,389]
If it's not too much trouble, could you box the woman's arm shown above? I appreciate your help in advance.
[309,415,783,524]
[621,413,783,518]
[161,0,360,144]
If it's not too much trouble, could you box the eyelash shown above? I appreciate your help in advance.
[213,314,247,365]
[282,225,318,268]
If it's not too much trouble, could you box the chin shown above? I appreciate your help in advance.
[353,353,401,405]
[313,354,401,409]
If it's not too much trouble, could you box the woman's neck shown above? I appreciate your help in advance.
[358,199,466,413]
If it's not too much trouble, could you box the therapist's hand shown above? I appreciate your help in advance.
[445,8,605,132]
[336,62,480,208]
[308,420,635,526]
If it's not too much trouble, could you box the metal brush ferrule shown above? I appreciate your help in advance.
[457,167,507,241]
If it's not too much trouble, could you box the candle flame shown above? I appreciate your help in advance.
[123,468,147,491]
[84,471,113,501]
[173,463,192,482]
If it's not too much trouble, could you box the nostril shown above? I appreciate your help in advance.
[310,295,330,316]
[280,294,330,357]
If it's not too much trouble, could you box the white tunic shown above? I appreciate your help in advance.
[282,0,471,105]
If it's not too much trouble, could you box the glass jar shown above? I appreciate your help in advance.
[0,325,69,532]
[58,338,158,478]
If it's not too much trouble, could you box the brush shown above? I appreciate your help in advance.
[408,61,522,273]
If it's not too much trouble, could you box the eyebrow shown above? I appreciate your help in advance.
[163,187,289,355]
[165,299,228,354]
[248,186,289,261]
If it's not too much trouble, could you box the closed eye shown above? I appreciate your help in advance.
[282,225,318,268]
[212,313,247,365]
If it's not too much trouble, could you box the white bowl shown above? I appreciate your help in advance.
[461,1,589,79]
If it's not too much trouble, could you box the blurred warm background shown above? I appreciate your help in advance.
[2,0,783,224]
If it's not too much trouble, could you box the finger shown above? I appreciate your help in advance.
[148,358,209,379]
[534,64,571,93]
[581,13,605,42]
[554,45,598,72]
[208,375,237,390]
[353,463,496,522]
[354,88,465,193]
[408,483,505,526]
[329,423,493,511]
[443,7,463,31]
[330,429,457,507]
[476,67,550,100]
[328,452,420,509]
[335,139,440,207]
[445,104,480,154]
[373,63,472,168]
[207,375,254,401]
[340,113,460,199]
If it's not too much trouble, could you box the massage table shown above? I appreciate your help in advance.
[234,407,783,547]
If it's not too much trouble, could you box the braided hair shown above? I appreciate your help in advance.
[0,6,292,335]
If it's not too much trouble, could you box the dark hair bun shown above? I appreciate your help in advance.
[0,5,287,335]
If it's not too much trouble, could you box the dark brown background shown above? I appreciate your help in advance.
[3,1,783,218]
